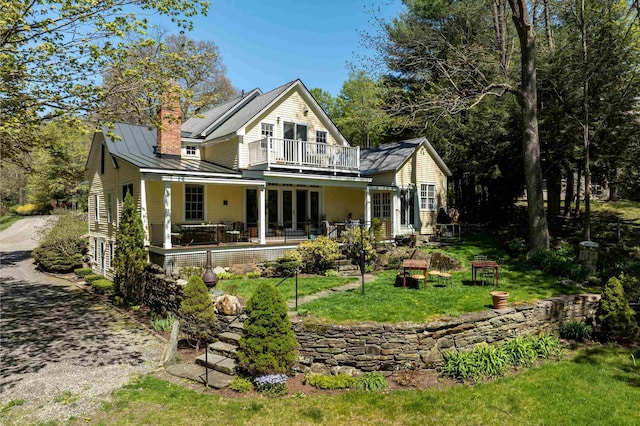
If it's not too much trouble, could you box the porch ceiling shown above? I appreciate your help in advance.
[245,170,371,188]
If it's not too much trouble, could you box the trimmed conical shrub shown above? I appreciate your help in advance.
[596,277,638,342]
[178,275,217,350]
[237,283,298,375]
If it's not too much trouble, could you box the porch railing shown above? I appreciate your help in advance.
[247,137,360,172]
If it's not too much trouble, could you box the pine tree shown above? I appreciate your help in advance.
[178,275,217,350]
[112,192,147,306]
[237,283,298,376]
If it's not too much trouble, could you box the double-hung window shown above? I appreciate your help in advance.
[185,184,204,221]
[420,184,436,211]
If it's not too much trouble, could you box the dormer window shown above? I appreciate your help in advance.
[186,145,197,155]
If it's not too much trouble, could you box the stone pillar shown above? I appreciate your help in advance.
[578,241,599,271]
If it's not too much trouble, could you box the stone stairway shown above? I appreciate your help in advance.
[193,317,244,389]
[335,257,361,276]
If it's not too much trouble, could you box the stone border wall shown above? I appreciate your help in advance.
[292,294,600,375]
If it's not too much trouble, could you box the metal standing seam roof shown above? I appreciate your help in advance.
[206,80,297,140]
[359,137,452,177]
[102,123,241,175]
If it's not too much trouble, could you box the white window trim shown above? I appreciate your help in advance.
[183,144,199,158]
[106,192,113,224]
[183,183,206,222]
[315,129,328,144]
[93,194,99,223]
[419,183,437,212]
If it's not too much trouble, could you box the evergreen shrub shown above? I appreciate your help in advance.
[237,283,298,375]
[32,214,87,272]
[297,236,340,274]
[74,267,93,277]
[267,250,302,277]
[84,274,104,284]
[596,277,638,342]
[178,275,217,350]
[92,279,114,295]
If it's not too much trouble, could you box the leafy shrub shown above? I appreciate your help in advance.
[502,336,537,368]
[267,250,302,277]
[596,277,638,342]
[341,227,377,269]
[305,373,356,390]
[526,244,589,281]
[473,344,510,377]
[216,271,233,280]
[559,320,592,342]
[15,203,38,215]
[178,266,204,280]
[32,214,87,272]
[254,374,288,396]
[237,283,298,375]
[323,269,339,277]
[355,372,388,392]
[229,376,253,393]
[297,237,341,274]
[151,313,176,333]
[84,274,104,284]
[619,272,640,304]
[74,267,93,277]
[440,350,479,381]
[506,237,528,257]
[178,276,217,350]
[529,333,563,359]
[247,271,262,279]
[92,279,114,295]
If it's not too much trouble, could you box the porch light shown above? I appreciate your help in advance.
[303,107,309,116]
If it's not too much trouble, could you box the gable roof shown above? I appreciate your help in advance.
[100,123,240,176]
[359,137,452,177]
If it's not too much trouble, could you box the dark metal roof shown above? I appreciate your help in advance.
[360,137,452,177]
[102,123,241,175]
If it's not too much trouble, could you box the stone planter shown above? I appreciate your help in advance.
[490,291,510,310]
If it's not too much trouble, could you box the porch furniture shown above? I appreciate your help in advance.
[224,221,244,242]
[471,257,500,286]
[181,224,224,245]
[170,224,183,245]
[435,223,461,240]
[402,259,429,289]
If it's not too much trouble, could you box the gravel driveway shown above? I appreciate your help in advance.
[0,216,164,424]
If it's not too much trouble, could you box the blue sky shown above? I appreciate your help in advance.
[181,1,405,96]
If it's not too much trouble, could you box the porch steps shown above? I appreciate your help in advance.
[335,258,361,276]
[195,352,237,375]
[208,341,237,359]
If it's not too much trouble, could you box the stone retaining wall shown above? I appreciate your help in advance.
[292,294,600,375]
[143,264,184,316]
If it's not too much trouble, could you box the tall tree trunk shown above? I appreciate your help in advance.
[492,0,509,75]
[608,167,620,201]
[546,165,562,216]
[580,0,591,241]
[563,166,574,216]
[508,0,550,252]
[543,0,555,51]
[575,163,582,217]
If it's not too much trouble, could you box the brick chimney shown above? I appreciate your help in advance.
[156,81,182,158]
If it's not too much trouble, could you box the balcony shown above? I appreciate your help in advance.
[248,137,360,173]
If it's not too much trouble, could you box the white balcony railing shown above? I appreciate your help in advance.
[248,137,360,172]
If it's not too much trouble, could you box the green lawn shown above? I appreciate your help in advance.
[298,234,596,323]
[590,199,640,222]
[34,346,636,426]
[216,276,357,301]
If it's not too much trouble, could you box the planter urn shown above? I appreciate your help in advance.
[490,291,509,310]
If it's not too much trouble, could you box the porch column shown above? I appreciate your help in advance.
[364,186,371,228]
[391,188,400,238]
[258,186,266,244]
[140,177,149,246]
[163,181,172,249]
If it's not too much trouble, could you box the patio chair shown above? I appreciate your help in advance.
[224,221,241,242]
[170,224,183,245]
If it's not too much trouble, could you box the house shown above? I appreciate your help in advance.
[86,79,450,276]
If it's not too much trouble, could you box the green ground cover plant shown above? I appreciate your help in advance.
[69,346,639,426]
[216,276,356,301]
[305,373,356,390]
[297,234,597,323]
[91,278,114,295]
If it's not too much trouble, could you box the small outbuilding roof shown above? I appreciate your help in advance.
[359,137,452,177]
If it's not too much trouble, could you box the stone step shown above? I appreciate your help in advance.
[229,320,245,333]
[166,363,234,389]
[195,352,237,375]
[334,258,353,267]
[219,331,242,345]
[209,340,237,359]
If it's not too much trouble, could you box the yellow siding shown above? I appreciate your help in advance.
[324,187,365,222]
[368,171,395,186]
[203,138,238,169]
[205,185,244,222]
[241,87,342,166]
